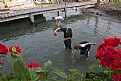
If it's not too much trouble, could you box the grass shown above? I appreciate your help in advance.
[114,1,121,6]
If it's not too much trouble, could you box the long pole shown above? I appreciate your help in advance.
[64,2,67,18]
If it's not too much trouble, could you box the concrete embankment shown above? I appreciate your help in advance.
[96,2,121,19]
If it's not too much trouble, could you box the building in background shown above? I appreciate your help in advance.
[0,0,55,9]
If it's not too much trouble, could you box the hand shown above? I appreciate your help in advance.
[54,32,57,36]
[63,37,70,41]
[63,38,67,41]
[93,43,96,45]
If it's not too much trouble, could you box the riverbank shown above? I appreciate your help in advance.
[95,2,121,20]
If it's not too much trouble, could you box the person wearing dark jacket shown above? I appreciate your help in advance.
[54,27,72,49]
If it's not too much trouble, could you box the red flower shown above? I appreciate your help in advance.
[97,43,106,51]
[112,36,121,47]
[9,46,22,54]
[37,72,43,75]
[95,50,105,60]
[0,43,8,55]
[95,36,121,71]
[117,74,121,81]
[31,62,40,68]
[100,55,110,67]
[109,60,121,71]
[111,73,121,81]
[104,36,120,47]
[25,62,46,78]
[26,62,40,68]
[111,73,118,81]
[0,61,4,66]
[116,50,121,61]
[26,64,32,68]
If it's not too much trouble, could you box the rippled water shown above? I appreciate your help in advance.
[1,8,121,74]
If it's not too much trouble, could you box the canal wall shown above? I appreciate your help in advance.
[95,2,121,19]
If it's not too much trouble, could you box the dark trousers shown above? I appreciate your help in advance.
[80,48,90,57]
[64,39,72,49]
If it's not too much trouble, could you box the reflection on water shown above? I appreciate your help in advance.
[1,9,121,74]
[94,16,99,36]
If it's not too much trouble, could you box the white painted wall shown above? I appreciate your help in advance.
[0,2,4,9]
[7,0,34,7]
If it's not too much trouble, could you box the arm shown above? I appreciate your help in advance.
[85,42,96,46]
[80,42,96,47]
[53,27,61,36]
[57,21,62,27]
[72,49,78,57]
[54,27,61,32]
[63,37,71,41]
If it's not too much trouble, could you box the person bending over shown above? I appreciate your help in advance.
[52,16,64,28]
[73,41,96,60]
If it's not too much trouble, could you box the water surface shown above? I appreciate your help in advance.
[1,8,121,74]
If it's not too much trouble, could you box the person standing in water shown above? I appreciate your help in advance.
[54,27,72,49]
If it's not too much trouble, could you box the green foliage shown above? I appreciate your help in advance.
[29,68,40,81]
[0,54,117,81]
[52,67,67,79]
[0,59,115,81]
[88,65,99,72]
[13,58,31,81]
[43,60,52,72]
[114,68,121,74]
[114,1,121,6]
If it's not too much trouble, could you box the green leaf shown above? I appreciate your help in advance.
[52,67,67,79]
[95,71,110,80]
[9,79,20,81]
[114,69,121,74]
[0,75,7,81]
[29,68,40,80]
[69,69,79,74]
[88,65,98,72]
[12,47,17,53]
[44,60,52,69]
[13,58,31,81]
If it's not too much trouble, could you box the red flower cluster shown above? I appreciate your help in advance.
[9,46,22,54]
[111,73,121,81]
[95,36,121,70]
[26,62,45,77]
[26,62,41,68]
[95,36,121,81]
[0,43,8,56]
[104,36,121,47]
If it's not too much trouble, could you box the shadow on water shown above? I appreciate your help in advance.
[1,8,121,75]
[0,13,86,42]
[0,15,47,42]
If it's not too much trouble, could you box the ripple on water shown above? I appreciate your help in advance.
[1,8,121,74]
